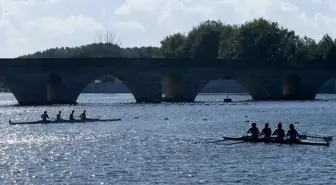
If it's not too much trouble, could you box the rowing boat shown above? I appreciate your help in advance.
[222,136,330,146]
[9,118,121,125]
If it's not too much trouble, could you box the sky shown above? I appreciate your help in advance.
[0,0,336,58]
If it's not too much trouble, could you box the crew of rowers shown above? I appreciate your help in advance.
[247,122,300,141]
[41,110,87,122]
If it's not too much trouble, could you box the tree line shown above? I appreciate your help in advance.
[21,18,336,63]
[160,18,336,62]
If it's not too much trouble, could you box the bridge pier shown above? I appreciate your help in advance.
[162,73,209,102]
[235,71,284,100]
[4,73,65,105]
[283,72,332,100]
[115,73,162,103]
[236,71,332,101]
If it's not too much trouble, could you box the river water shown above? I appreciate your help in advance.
[0,93,335,185]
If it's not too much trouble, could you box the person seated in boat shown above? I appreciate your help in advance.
[79,110,86,120]
[286,124,300,141]
[69,110,75,120]
[56,111,62,121]
[272,122,285,140]
[261,123,272,138]
[41,111,49,123]
[247,123,260,138]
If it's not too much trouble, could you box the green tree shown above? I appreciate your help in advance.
[233,18,299,62]
[295,36,318,61]
[185,20,223,59]
[160,33,187,58]
[218,24,240,59]
[316,34,336,61]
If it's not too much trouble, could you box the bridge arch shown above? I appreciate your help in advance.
[281,72,333,100]
[79,73,136,103]
[195,78,251,101]
[162,73,257,102]
[69,71,162,104]
[177,72,331,102]
[314,76,336,98]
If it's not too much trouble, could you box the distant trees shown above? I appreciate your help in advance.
[21,17,336,63]
[20,30,161,59]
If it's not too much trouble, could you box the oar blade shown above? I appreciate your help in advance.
[323,136,332,142]
[301,134,332,142]
[208,139,226,144]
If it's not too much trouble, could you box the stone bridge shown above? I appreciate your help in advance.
[0,58,335,105]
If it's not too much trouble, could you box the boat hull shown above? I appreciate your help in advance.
[223,136,330,146]
[9,118,121,125]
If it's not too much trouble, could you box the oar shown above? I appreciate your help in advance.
[306,135,332,141]
[207,139,227,144]
[299,134,333,141]
[216,141,246,145]
[193,139,226,144]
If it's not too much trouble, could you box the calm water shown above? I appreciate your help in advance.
[0,93,336,185]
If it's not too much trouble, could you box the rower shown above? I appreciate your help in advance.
[69,110,75,120]
[79,110,86,120]
[56,111,62,121]
[286,124,300,141]
[272,122,285,140]
[247,123,260,138]
[261,123,272,138]
[41,111,49,123]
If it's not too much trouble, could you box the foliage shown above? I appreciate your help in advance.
[21,17,336,63]
[160,33,188,58]
[20,43,161,59]
[159,17,336,62]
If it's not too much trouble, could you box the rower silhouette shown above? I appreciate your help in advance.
[261,123,272,138]
[247,123,260,138]
[56,111,62,121]
[69,110,75,120]
[287,124,300,141]
[80,110,86,120]
[41,111,49,123]
[272,123,285,140]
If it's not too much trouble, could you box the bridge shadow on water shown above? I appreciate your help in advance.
[47,98,336,107]
[1,96,336,108]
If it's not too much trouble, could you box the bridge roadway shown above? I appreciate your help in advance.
[0,58,335,105]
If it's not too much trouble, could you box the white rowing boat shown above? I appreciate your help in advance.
[9,118,121,125]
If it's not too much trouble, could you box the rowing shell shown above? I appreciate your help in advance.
[222,136,330,146]
[9,118,122,125]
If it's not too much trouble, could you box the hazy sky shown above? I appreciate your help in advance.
[0,0,335,57]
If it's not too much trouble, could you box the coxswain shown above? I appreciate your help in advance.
[69,110,75,120]
[247,123,260,138]
[41,111,49,123]
[272,122,285,140]
[80,110,86,120]
[286,124,300,141]
[261,123,272,138]
[56,111,62,121]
